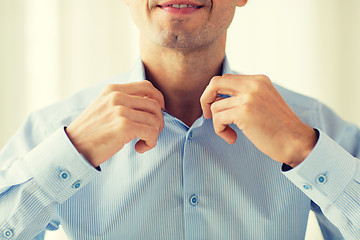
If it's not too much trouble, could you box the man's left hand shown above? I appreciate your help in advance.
[200,74,318,168]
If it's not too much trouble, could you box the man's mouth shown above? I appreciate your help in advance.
[162,4,202,9]
[156,1,204,15]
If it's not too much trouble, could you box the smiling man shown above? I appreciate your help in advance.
[0,1,360,239]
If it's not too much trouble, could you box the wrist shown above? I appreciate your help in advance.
[64,126,99,168]
[287,127,319,168]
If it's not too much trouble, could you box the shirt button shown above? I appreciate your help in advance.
[59,171,70,180]
[303,184,312,190]
[189,194,198,206]
[4,229,13,238]
[317,174,327,184]
[72,181,81,189]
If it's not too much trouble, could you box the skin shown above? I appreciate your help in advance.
[66,0,318,168]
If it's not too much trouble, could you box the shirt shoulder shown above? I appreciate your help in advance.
[273,83,359,150]
[273,83,319,111]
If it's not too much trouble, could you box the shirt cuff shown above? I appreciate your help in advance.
[282,129,358,207]
[24,127,100,203]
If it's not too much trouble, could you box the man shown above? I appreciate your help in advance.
[0,0,359,239]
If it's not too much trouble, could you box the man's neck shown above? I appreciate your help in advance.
[140,35,226,127]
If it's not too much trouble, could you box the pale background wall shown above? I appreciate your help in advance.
[1,0,360,239]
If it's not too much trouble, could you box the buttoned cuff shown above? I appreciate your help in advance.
[282,129,358,207]
[24,127,100,203]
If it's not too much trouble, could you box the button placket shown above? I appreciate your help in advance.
[188,131,193,140]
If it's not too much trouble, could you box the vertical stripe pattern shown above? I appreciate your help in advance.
[1,57,360,239]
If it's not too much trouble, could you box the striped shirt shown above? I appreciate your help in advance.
[1,57,360,239]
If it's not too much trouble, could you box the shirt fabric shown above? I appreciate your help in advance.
[0,57,360,240]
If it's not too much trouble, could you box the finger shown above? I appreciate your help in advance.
[217,125,238,144]
[135,140,154,154]
[119,119,160,154]
[119,109,164,153]
[210,96,239,114]
[116,106,164,132]
[131,123,160,153]
[200,76,238,119]
[212,109,238,144]
[111,93,164,124]
[201,74,262,118]
[104,81,165,110]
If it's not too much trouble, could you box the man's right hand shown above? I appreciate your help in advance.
[65,81,165,168]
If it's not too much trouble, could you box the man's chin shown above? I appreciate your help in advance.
[155,35,203,50]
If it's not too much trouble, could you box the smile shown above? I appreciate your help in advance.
[166,4,202,9]
[157,2,204,14]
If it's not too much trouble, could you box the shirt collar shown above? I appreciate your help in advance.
[129,55,232,82]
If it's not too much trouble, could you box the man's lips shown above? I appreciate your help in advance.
[157,1,204,14]
[157,1,204,9]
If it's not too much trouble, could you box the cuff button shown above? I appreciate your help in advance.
[4,229,13,238]
[317,174,327,184]
[59,171,70,180]
[72,181,81,189]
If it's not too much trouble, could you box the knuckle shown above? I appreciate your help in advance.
[147,139,157,149]
[149,125,159,136]
[109,92,121,105]
[212,114,221,128]
[150,98,162,110]
[207,84,218,94]
[242,103,252,114]
[213,123,221,134]
[105,84,118,92]
[213,125,223,135]
[157,116,165,130]
[242,94,254,104]
[210,102,218,113]
[115,106,127,116]
[222,74,233,78]
[259,74,270,80]
[256,74,271,84]
[210,76,222,84]
[143,80,154,88]
[249,80,263,93]
[149,114,163,132]
[117,117,132,130]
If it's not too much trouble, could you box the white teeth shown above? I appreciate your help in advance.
[168,4,201,9]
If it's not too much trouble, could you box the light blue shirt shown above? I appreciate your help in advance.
[1,58,360,240]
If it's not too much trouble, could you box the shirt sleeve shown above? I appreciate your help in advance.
[0,119,100,240]
[283,129,360,240]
